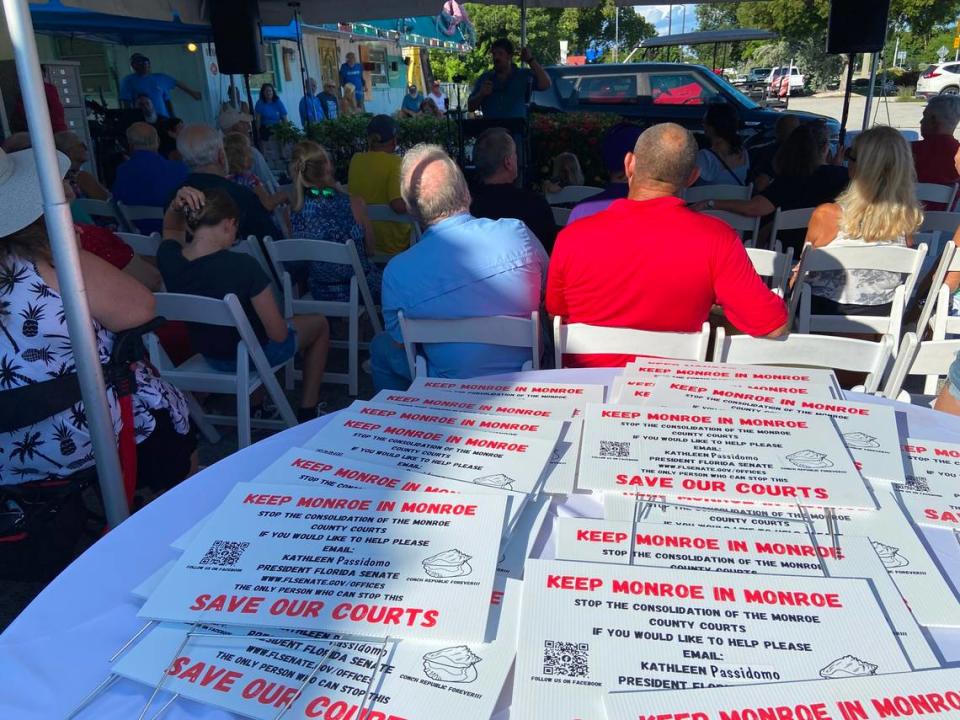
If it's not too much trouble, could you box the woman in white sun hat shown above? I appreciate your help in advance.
[0,147,196,493]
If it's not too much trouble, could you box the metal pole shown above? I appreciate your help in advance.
[520,0,527,53]
[892,36,900,69]
[862,51,879,131]
[681,5,686,34]
[291,3,309,99]
[668,4,673,36]
[3,0,129,526]
[614,6,619,63]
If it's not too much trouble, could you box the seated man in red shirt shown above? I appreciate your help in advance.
[546,122,788,368]
[912,95,960,204]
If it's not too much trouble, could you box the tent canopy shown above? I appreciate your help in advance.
[28,1,211,44]
[638,28,778,49]
[29,0,745,26]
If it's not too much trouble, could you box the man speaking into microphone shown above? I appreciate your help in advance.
[468,38,551,118]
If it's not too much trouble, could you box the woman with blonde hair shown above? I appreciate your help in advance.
[223,132,288,211]
[804,125,923,316]
[544,151,584,192]
[290,143,381,302]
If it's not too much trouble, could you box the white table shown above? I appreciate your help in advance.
[3,368,960,720]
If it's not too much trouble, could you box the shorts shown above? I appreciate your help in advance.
[205,324,297,372]
[137,409,198,492]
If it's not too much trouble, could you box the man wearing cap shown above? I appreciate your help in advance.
[112,122,188,234]
[347,115,410,255]
[468,38,550,119]
[299,78,325,126]
[339,52,365,110]
[427,80,447,113]
[218,108,278,193]
[567,123,643,224]
[318,82,340,120]
[120,53,201,119]
[400,84,425,118]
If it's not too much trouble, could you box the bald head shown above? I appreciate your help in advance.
[628,123,699,193]
[400,144,471,228]
[126,121,159,151]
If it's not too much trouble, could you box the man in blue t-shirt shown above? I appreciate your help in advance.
[299,77,325,126]
[318,82,340,120]
[119,53,201,119]
[339,52,365,109]
[399,84,425,118]
[468,38,550,119]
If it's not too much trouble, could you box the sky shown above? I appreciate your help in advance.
[635,4,700,35]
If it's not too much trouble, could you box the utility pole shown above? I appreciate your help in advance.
[614,6,619,62]
[681,5,686,34]
[667,3,673,36]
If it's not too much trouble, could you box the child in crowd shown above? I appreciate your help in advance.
[224,132,288,212]
[544,152,584,192]
[158,187,330,422]
[290,143,382,303]
[341,83,360,116]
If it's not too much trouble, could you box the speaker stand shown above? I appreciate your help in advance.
[837,57,856,152]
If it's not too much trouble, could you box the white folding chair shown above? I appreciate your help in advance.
[920,212,960,258]
[546,185,604,205]
[883,332,960,403]
[916,183,958,210]
[115,202,164,233]
[553,318,710,369]
[702,209,762,247]
[73,198,126,228]
[146,293,297,448]
[398,310,540,379]
[265,237,381,396]
[366,203,421,244]
[932,284,960,342]
[916,243,958,338]
[116,231,162,258]
[683,183,753,203]
[746,243,794,296]
[712,328,894,394]
[769,207,815,251]
[552,206,571,227]
[795,243,928,343]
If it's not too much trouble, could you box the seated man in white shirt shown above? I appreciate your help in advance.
[427,80,447,113]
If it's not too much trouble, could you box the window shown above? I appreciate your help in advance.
[568,74,637,104]
[248,43,277,91]
[54,38,113,104]
[645,71,719,106]
[366,46,389,87]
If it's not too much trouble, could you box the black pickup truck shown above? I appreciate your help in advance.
[532,62,839,150]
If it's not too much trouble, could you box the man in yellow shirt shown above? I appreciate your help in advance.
[347,115,411,255]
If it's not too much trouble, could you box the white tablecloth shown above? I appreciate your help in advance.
[4,368,960,720]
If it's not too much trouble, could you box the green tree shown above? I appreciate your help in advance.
[556,2,656,60]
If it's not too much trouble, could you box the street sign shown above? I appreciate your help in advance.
[939,44,949,60]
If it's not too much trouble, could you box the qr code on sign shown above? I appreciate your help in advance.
[199,540,250,567]
[599,440,631,458]
[543,640,589,678]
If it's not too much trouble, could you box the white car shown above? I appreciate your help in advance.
[916,63,960,97]
[767,66,805,95]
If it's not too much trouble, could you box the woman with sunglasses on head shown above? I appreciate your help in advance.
[802,125,923,317]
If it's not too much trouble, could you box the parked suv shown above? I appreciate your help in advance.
[532,63,838,149]
[916,63,960,97]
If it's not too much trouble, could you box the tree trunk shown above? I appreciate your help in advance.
[838,54,852,94]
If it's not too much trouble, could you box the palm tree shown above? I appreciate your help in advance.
[0,299,19,353]
[0,355,33,388]
[10,431,62,468]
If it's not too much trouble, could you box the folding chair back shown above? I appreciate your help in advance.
[746,245,794,296]
[366,204,421,243]
[712,328,893,393]
[552,207,572,227]
[266,237,381,396]
[769,207,815,250]
[920,211,960,235]
[115,202,164,233]
[546,185,604,205]
[932,284,960,341]
[795,243,928,340]
[916,243,959,338]
[916,183,958,209]
[73,198,125,228]
[702,209,762,247]
[146,292,296,447]
[683,184,753,203]
[883,333,960,401]
[553,318,710,369]
[398,310,541,379]
[116,232,162,257]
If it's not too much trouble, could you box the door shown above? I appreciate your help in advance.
[318,38,339,87]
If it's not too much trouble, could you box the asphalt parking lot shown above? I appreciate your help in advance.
[786,93,936,137]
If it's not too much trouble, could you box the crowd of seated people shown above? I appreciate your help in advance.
[6,66,959,534]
